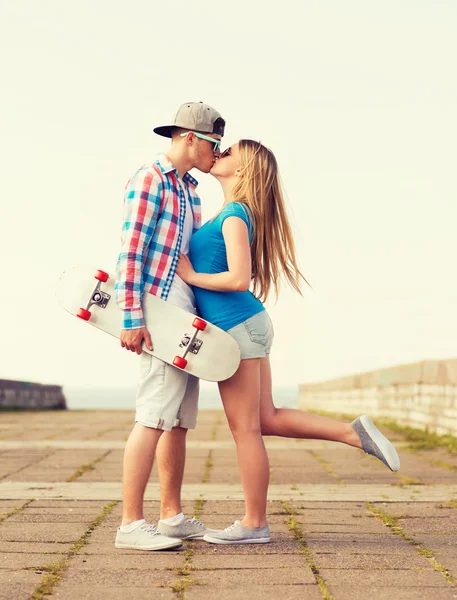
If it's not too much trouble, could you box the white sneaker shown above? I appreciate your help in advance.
[115,521,182,551]
[157,515,216,540]
[203,520,271,545]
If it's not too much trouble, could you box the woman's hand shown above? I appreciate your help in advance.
[176,253,196,284]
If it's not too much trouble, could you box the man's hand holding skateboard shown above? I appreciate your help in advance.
[120,327,153,354]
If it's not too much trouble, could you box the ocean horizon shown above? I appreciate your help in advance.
[64,385,300,411]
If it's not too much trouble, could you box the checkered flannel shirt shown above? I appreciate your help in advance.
[115,154,201,330]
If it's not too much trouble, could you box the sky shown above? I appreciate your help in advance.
[1,0,456,391]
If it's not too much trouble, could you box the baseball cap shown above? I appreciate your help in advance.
[153,102,225,139]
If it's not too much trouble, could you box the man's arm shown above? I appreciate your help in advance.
[115,167,161,353]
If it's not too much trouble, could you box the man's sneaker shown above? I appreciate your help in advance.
[352,415,401,472]
[115,521,182,550]
[157,515,215,540]
[203,520,270,545]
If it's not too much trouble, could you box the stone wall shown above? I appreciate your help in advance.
[298,359,457,435]
[0,379,66,410]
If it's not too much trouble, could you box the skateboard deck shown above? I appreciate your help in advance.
[56,264,241,382]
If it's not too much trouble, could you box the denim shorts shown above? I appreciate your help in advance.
[226,310,274,360]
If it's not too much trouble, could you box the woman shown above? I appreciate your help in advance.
[176,140,400,545]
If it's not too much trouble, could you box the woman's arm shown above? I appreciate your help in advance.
[177,216,251,292]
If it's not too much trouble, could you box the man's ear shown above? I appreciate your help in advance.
[186,132,194,146]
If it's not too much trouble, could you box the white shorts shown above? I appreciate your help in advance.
[135,353,199,431]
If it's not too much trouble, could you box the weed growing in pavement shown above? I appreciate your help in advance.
[31,500,118,600]
[66,450,112,482]
[367,503,457,587]
[281,501,334,600]
[202,450,213,484]
[378,419,457,453]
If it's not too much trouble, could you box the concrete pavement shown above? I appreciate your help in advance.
[0,409,457,599]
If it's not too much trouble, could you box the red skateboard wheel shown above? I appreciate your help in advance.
[95,270,109,283]
[173,356,188,369]
[192,317,207,331]
[77,308,91,321]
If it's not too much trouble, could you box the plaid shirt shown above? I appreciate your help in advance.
[115,154,201,330]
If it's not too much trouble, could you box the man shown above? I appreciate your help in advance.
[114,102,225,550]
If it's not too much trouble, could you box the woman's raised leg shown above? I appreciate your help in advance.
[259,356,361,447]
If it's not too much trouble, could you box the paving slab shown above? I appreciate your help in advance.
[190,554,306,569]
[309,540,417,555]
[186,584,322,599]
[0,570,43,596]
[0,522,88,543]
[315,553,431,569]
[52,587,174,599]
[7,513,97,523]
[69,553,184,570]
[190,567,316,585]
[0,552,64,569]
[319,568,449,586]
[327,585,457,600]
[0,541,72,553]
[61,568,177,586]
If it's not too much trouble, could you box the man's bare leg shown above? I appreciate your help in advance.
[156,426,187,520]
[121,422,163,526]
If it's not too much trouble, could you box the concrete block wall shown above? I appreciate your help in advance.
[0,379,66,410]
[298,359,457,435]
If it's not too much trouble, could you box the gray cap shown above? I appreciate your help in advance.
[153,102,225,138]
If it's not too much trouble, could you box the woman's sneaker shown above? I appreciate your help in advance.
[157,515,214,540]
[351,415,401,472]
[203,520,270,545]
[115,520,182,551]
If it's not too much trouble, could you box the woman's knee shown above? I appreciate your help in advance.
[229,423,262,442]
[260,407,278,435]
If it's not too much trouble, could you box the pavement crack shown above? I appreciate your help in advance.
[0,498,35,524]
[210,416,222,441]
[366,502,457,588]
[281,500,334,599]
[307,450,345,484]
[407,448,457,473]
[0,449,58,481]
[65,449,112,482]
[30,499,118,600]
[170,497,206,599]
[201,450,213,484]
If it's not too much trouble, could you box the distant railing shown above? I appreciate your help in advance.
[298,359,457,435]
[0,379,66,410]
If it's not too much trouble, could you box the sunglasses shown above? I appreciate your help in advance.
[219,147,232,158]
[180,131,221,153]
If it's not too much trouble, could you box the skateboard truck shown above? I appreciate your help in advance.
[77,270,110,321]
[179,335,203,354]
[173,318,207,370]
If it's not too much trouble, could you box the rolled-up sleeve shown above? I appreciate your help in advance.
[115,168,161,329]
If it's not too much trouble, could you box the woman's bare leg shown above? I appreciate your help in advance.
[218,359,269,528]
[259,356,362,448]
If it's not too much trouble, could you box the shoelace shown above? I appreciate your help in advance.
[139,523,160,536]
[223,521,239,533]
[187,517,204,528]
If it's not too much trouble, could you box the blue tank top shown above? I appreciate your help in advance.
[189,202,264,330]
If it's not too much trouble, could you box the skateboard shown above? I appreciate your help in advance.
[56,264,241,382]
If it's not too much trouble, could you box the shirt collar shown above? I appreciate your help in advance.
[155,153,199,188]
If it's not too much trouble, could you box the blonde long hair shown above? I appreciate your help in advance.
[231,139,309,302]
